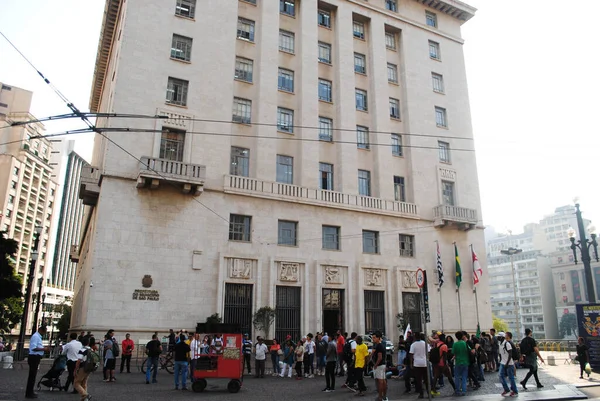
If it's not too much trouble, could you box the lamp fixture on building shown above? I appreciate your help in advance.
[568,203,599,303]
[500,247,523,337]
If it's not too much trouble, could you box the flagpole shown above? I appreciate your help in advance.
[471,244,480,327]
[454,242,463,329]
[435,241,444,331]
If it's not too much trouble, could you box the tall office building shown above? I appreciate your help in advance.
[72,0,488,339]
[0,82,58,333]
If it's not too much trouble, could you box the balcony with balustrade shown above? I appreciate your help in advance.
[223,175,419,218]
[433,204,478,231]
[137,157,206,195]
[79,166,101,206]
[69,245,79,263]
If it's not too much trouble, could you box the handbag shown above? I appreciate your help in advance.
[277,349,284,356]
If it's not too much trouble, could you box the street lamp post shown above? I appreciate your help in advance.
[41,294,47,327]
[569,203,599,303]
[16,226,43,360]
[501,247,523,337]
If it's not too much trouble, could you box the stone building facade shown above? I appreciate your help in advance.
[72,0,490,340]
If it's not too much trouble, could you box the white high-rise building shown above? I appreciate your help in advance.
[72,0,489,340]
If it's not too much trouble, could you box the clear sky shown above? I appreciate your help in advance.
[1,0,598,234]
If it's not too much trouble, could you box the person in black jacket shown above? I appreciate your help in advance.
[519,328,544,389]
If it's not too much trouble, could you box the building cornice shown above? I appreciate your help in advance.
[413,0,476,22]
[89,0,121,113]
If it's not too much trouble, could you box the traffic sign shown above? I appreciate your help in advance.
[416,268,425,288]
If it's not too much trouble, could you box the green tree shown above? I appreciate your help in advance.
[55,297,72,340]
[0,232,23,334]
[492,314,509,333]
[205,313,222,325]
[253,306,276,338]
[559,313,577,338]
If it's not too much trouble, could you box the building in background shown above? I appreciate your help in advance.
[0,82,59,334]
[72,0,489,340]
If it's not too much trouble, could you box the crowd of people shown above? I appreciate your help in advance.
[21,325,593,400]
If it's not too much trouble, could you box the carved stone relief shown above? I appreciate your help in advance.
[401,270,418,289]
[227,258,254,279]
[279,262,300,282]
[365,268,383,286]
[323,265,343,284]
[439,167,457,181]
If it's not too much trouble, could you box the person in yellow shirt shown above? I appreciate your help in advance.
[354,336,369,396]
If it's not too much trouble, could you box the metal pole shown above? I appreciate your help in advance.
[32,264,44,335]
[16,226,42,360]
[421,289,432,401]
[509,255,521,338]
[457,289,463,328]
[575,204,596,303]
[438,288,444,332]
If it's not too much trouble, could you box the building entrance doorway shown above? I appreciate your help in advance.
[402,292,422,334]
[322,289,344,336]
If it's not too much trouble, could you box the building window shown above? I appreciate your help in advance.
[171,34,192,62]
[319,163,334,190]
[322,225,340,250]
[318,42,331,64]
[385,32,396,50]
[387,63,398,83]
[232,97,252,124]
[277,108,294,133]
[399,234,414,257]
[5,209,11,218]
[363,230,379,254]
[389,98,400,119]
[391,134,403,156]
[276,155,294,184]
[159,128,185,161]
[166,77,188,106]
[353,21,365,39]
[432,72,444,93]
[438,141,450,163]
[442,180,455,206]
[319,117,333,142]
[13,167,19,176]
[426,11,438,28]
[394,176,406,202]
[435,106,447,128]
[354,53,366,74]
[235,57,253,82]
[279,30,295,53]
[229,214,252,241]
[280,0,295,17]
[175,0,196,18]
[278,68,294,92]
[8,195,14,204]
[386,0,398,12]
[278,220,297,246]
[230,146,250,176]
[358,170,371,196]
[11,181,17,189]
[356,126,369,150]
[318,9,331,28]
[237,18,255,42]
[429,40,441,60]
[355,89,368,111]
[318,79,332,102]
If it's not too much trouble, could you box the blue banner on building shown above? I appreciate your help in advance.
[577,303,600,370]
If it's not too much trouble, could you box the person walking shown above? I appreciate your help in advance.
[73,336,96,401]
[431,334,455,396]
[145,334,162,384]
[520,328,544,389]
[173,334,190,390]
[372,331,388,401]
[323,334,338,392]
[270,338,281,376]
[354,336,369,396]
[242,333,253,375]
[120,333,134,374]
[410,332,428,399]
[61,332,82,393]
[336,330,346,376]
[25,326,48,399]
[499,332,518,397]
[254,337,268,378]
[577,337,590,379]
[295,339,305,380]
[452,331,469,396]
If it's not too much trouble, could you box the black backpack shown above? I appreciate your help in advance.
[111,339,120,357]
[429,344,441,364]
[343,340,355,365]
[505,341,520,361]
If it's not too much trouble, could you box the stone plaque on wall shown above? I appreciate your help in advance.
[279,262,301,282]
[323,265,344,284]
[439,167,457,181]
[226,258,255,279]
[401,270,418,289]
[364,268,383,287]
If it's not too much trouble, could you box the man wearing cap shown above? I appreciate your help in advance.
[242,333,253,375]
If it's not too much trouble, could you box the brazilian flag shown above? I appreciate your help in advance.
[455,244,462,288]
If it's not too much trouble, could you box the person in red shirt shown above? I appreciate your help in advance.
[120,333,135,373]
[431,334,455,396]
[336,331,346,376]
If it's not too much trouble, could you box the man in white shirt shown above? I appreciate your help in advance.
[62,332,82,393]
[189,333,201,382]
[26,326,48,398]
[499,332,518,396]
[304,334,316,378]
[409,332,429,399]
[254,337,269,378]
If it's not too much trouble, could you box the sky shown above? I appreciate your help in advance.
[0,0,598,235]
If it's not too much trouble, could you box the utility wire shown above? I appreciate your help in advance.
[0,112,169,129]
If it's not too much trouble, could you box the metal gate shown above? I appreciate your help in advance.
[364,290,385,334]
[402,292,422,334]
[223,283,253,336]
[275,286,301,342]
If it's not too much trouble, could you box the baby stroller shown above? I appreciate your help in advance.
[37,354,67,391]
